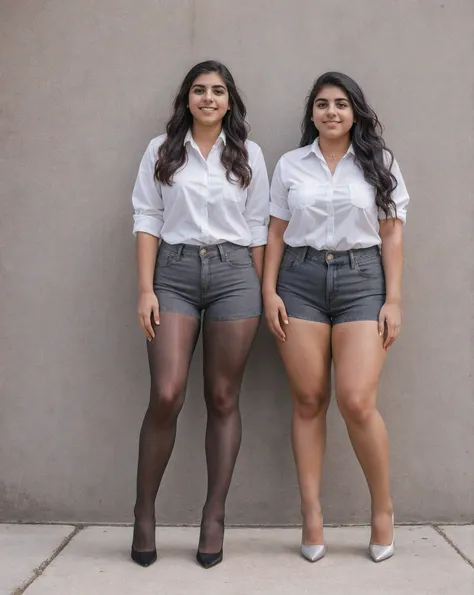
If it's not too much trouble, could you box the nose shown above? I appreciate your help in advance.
[203,88,213,102]
[326,102,337,117]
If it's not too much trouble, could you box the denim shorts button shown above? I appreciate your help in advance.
[327,253,334,261]
[200,248,207,256]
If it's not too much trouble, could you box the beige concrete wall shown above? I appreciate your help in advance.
[1,0,473,524]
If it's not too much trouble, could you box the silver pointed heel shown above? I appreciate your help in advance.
[368,513,394,563]
[301,544,327,563]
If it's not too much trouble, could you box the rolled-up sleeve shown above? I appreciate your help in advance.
[379,156,410,224]
[132,140,164,237]
[270,158,291,221]
[245,146,270,247]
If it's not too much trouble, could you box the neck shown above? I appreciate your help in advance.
[192,122,223,146]
[318,135,351,158]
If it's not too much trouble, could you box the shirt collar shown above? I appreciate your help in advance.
[303,137,355,161]
[184,129,227,149]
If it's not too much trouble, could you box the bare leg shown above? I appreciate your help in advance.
[332,321,393,544]
[277,318,332,545]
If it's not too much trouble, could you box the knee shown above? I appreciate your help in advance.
[337,390,374,425]
[148,384,185,423]
[293,389,330,420]
[206,385,239,419]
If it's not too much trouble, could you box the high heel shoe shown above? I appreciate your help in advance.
[301,511,326,562]
[301,544,327,563]
[368,513,395,563]
[196,518,224,569]
[131,547,157,567]
[196,548,223,569]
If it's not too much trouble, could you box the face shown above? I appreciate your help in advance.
[188,72,230,127]
[312,86,354,140]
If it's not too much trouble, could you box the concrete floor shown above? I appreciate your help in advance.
[1,524,473,595]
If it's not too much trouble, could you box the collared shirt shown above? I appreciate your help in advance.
[270,138,410,250]
[132,130,269,247]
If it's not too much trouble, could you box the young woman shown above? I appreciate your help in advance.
[263,72,409,563]
[131,60,269,568]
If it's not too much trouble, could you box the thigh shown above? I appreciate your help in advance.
[147,312,201,396]
[332,321,386,406]
[202,316,260,394]
[277,318,332,399]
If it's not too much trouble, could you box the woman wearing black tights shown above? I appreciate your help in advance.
[130,60,269,569]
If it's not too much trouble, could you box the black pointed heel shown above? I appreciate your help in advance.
[131,547,157,567]
[196,549,223,569]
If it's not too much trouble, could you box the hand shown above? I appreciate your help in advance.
[138,291,160,341]
[378,302,401,350]
[263,292,289,342]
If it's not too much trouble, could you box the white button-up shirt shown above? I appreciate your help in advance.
[132,130,269,247]
[270,138,410,250]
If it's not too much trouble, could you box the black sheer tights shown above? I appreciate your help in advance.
[132,312,260,553]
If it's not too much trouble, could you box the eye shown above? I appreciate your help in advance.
[337,102,349,109]
[214,88,225,95]
[315,102,327,109]
[193,87,204,95]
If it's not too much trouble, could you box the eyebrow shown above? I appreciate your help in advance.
[191,84,227,90]
[315,97,349,102]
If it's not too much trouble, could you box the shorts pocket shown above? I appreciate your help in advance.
[157,246,180,268]
[355,257,383,279]
[226,247,253,269]
[279,248,300,270]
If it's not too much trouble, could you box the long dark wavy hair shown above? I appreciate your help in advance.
[300,72,397,218]
[155,60,251,188]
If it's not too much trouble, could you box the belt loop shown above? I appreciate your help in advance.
[217,243,227,262]
[301,246,309,262]
[176,244,184,260]
[349,250,355,270]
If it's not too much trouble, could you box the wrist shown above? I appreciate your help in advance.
[262,285,277,298]
[385,297,401,306]
[138,286,154,295]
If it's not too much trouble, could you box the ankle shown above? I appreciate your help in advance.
[371,501,393,518]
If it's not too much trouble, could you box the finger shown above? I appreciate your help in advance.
[153,302,160,326]
[138,315,152,341]
[386,325,401,349]
[384,322,397,350]
[279,303,289,326]
[271,315,286,342]
[143,315,155,341]
[378,313,385,338]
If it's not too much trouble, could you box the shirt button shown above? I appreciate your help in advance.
[327,253,334,261]
[200,248,207,256]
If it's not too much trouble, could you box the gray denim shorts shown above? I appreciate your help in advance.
[277,245,386,326]
[154,241,262,321]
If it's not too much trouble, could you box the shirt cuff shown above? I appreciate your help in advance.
[270,203,291,221]
[249,225,268,247]
[378,208,407,224]
[133,214,163,237]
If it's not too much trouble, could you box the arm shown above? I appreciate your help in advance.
[244,145,270,272]
[132,140,164,340]
[136,232,159,340]
[377,157,410,350]
[378,219,404,350]
[251,245,264,283]
[262,158,292,342]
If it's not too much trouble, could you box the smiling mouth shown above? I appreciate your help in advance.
[200,107,217,112]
